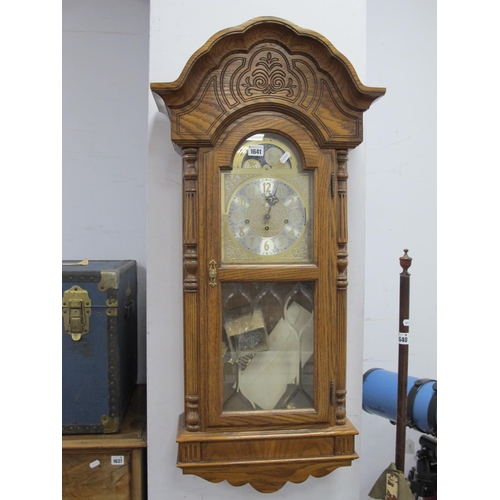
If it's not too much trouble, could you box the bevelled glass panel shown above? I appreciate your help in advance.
[222,282,314,411]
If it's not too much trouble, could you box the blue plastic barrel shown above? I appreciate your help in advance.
[362,368,437,435]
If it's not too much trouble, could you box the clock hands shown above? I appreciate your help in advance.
[264,186,280,224]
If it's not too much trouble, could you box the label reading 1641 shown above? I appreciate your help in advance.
[248,145,264,156]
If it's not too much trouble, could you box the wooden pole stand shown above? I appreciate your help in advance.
[395,249,412,473]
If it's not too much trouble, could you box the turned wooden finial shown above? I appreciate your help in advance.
[400,249,412,275]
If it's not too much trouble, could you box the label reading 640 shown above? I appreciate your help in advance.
[398,333,409,345]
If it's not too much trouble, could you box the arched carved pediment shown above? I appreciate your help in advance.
[151,17,385,149]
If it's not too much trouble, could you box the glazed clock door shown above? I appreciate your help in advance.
[204,115,336,429]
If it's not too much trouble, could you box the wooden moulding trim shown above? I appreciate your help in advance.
[178,455,358,468]
[178,455,358,469]
[177,426,358,442]
[62,438,147,451]
[176,414,358,442]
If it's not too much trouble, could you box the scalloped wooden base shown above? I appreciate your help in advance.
[176,415,358,493]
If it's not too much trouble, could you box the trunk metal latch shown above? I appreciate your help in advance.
[62,286,92,341]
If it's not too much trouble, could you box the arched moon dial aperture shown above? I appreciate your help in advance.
[233,134,294,170]
[228,178,306,256]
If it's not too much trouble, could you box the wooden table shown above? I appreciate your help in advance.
[62,385,147,500]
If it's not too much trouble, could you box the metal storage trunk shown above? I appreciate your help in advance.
[62,260,138,434]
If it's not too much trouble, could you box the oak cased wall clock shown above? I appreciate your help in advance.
[151,17,385,493]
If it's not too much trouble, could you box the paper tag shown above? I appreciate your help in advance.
[403,319,410,327]
[399,333,409,345]
[248,145,264,156]
[111,456,125,466]
[280,151,291,163]
[89,460,100,469]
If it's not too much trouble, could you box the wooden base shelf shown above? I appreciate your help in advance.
[176,414,358,493]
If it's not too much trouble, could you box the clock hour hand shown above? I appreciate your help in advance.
[264,187,279,222]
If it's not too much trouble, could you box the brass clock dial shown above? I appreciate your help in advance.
[222,133,313,263]
[227,177,306,256]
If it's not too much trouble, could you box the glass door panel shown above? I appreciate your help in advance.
[222,281,314,411]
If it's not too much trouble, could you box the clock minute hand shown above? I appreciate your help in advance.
[264,187,279,221]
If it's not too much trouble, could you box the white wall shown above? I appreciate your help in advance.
[362,2,437,497]
[62,1,437,498]
[62,0,150,382]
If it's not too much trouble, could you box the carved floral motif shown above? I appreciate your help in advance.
[241,51,297,98]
